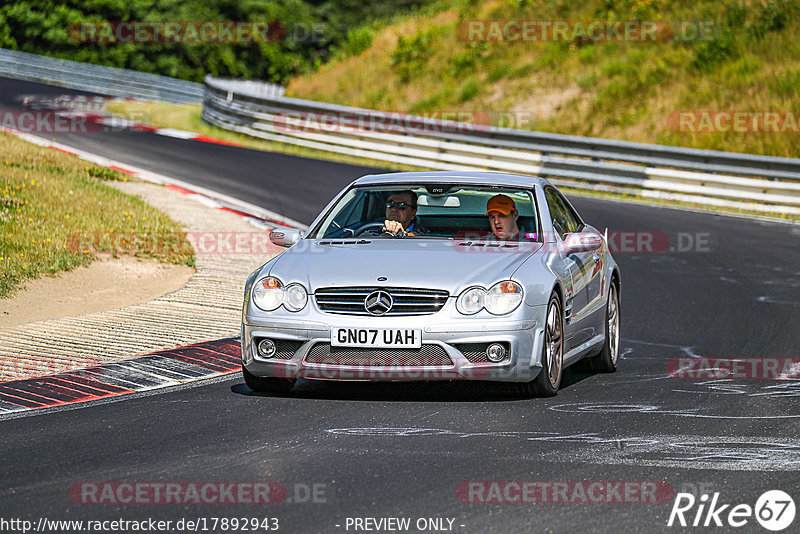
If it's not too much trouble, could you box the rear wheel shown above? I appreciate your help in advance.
[585,282,620,373]
[520,293,563,397]
[242,366,296,394]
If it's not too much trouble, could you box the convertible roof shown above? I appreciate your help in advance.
[353,171,551,188]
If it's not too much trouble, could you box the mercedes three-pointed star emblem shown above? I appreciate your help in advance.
[364,290,393,316]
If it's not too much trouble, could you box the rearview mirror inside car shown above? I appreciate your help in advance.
[417,195,461,207]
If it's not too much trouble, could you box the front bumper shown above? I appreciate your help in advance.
[242,305,548,382]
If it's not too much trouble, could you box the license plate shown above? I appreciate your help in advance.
[331,328,421,348]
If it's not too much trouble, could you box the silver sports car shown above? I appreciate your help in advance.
[241,171,620,396]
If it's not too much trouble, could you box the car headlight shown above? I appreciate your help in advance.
[252,277,284,311]
[457,286,485,315]
[252,277,308,312]
[484,281,523,315]
[284,283,308,312]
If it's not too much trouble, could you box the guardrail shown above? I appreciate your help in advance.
[0,48,204,103]
[203,75,800,215]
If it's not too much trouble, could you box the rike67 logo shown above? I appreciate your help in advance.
[668,490,795,531]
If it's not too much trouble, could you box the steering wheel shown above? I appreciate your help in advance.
[353,222,394,237]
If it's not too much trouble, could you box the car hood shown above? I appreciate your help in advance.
[266,239,542,294]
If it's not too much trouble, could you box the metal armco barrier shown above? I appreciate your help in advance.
[203,75,800,215]
[0,48,204,103]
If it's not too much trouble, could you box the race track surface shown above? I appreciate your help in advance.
[1,77,799,533]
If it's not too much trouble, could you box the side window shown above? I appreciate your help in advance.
[545,188,569,240]
[556,191,581,235]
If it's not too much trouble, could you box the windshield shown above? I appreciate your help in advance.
[309,184,540,241]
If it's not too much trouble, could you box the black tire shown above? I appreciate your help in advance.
[585,282,620,373]
[242,366,296,394]
[520,293,563,397]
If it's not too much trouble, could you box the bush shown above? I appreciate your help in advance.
[692,30,736,71]
[458,78,480,102]
[448,42,488,76]
[391,30,435,82]
[340,26,374,57]
[749,0,795,38]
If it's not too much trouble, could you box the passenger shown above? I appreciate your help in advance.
[382,190,427,236]
[485,194,522,241]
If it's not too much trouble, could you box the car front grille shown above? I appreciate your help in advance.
[305,343,453,367]
[314,287,449,316]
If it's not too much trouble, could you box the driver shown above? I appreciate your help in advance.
[381,190,427,236]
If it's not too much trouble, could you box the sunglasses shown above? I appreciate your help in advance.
[386,200,415,210]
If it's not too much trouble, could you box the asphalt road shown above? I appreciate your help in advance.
[2,77,799,534]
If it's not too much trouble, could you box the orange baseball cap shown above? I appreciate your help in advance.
[486,194,517,215]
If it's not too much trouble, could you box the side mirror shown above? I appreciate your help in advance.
[269,228,303,247]
[562,231,603,255]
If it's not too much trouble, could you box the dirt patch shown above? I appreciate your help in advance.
[511,84,583,122]
[0,256,194,328]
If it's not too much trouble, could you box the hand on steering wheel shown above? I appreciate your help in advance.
[382,220,407,236]
[353,222,395,237]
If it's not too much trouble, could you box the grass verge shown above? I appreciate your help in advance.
[0,131,194,299]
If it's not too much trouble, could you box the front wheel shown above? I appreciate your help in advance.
[519,293,563,397]
[242,366,296,394]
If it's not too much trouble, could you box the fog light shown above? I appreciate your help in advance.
[486,343,507,362]
[257,338,276,358]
